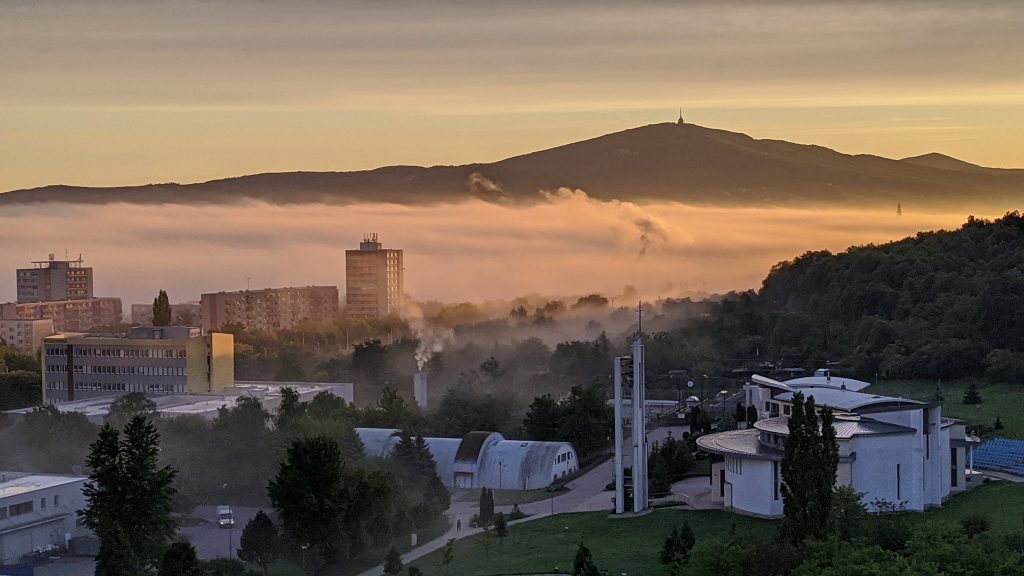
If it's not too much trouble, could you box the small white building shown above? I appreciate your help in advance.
[356,428,578,490]
[698,374,979,517]
[0,472,90,565]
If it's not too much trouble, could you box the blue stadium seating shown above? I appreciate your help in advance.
[972,438,1024,476]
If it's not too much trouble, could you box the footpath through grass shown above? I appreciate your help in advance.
[869,380,1024,439]
[410,508,771,576]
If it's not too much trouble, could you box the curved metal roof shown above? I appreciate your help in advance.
[355,427,401,458]
[696,429,782,460]
[754,415,915,439]
[775,387,921,412]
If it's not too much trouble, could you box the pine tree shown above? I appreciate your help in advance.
[572,542,600,576]
[81,417,177,575]
[659,522,695,566]
[442,538,454,575]
[780,393,838,544]
[237,510,280,576]
[384,547,403,575]
[995,416,1005,431]
[479,487,495,525]
[493,512,508,544]
[963,382,982,405]
[120,416,177,568]
[152,290,172,326]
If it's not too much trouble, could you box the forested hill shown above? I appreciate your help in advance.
[4,123,1024,208]
[706,212,1024,381]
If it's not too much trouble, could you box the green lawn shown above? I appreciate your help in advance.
[411,481,1024,576]
[410,508,772,576]
[869,380,1024,439]
[914,480,1024,533]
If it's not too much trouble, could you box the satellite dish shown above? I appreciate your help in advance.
[687,380,694,389]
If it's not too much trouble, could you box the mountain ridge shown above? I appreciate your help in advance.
[3,122,1022,208]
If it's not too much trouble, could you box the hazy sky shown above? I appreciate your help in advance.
[0,197,998,307]
[2,0,1023,192]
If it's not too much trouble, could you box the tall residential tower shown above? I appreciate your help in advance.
[16,254,93,303]
[345,234,404,318]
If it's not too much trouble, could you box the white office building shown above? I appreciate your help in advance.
[697,374,980,517]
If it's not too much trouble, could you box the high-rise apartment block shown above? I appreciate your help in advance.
[345,234,404,318]
[1,298,122,333]
[42,326,235,404]
[17,255,93,303]
[200,286,339,332]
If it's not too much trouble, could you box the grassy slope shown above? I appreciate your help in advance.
[869,380,1024,439]
[915,480,1024,532]
[410,481,1024,576]
[410,508,771,576]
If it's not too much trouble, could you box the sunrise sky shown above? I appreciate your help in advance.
[2,0,1023,192]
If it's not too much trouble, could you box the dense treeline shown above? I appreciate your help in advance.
[647,213,1024,381]
[0,383,605,507]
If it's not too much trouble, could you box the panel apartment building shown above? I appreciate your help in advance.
[345,234,404,318]
[0,318,54,353]
[200,286,339,332]
[16,255,93,303]
[4,255,121,332]
[1,298,122,333]
[42,326,234,404]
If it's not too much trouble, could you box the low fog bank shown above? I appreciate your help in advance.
[0,192,992,308]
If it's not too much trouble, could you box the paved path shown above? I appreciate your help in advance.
[357,426,693,576]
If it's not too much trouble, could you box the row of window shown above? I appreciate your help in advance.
[0,494,62,521]
[726,457,744,474]
[46,347,187,359]
[47,364,186,376]
[46,381,183,394]
[556,452,575,464]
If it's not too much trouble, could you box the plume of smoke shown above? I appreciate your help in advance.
[404,302,454,370]
[540,187,679,258]
[467,172,512,205]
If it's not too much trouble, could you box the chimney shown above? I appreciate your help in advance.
[414,372,428,409]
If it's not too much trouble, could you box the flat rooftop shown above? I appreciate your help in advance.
[0,472,85,499]
[6,382,354,420]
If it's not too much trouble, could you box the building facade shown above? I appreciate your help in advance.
[41,326,234,404]
[0,318,54,353]
[697,374,979,517]
[345,234,404,318]
[0,298,122,333]
[16,255,93,304]
[357,428,578,490]
[0,472,90,566]
[130,301,201,326]
[200,286,338,332]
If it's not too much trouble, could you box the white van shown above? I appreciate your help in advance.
[216,505,235,528]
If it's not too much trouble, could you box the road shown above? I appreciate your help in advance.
[178,505,261,560]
